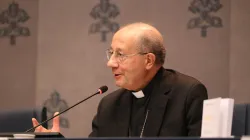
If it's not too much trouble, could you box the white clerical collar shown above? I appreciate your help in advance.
[132,90,145,98]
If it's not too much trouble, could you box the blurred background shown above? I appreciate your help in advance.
[0,0,249,138]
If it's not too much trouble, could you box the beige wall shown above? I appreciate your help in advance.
[36,0,232,137]
[229,0,250,103]
[36,0,116,137]
[150,0,231,99]
[0,0,38,110]
[0,0,250,138]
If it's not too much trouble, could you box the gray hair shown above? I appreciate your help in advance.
[119,22,166,65]
[138,32,166,65]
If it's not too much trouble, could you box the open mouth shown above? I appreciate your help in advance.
[114,74,121,78]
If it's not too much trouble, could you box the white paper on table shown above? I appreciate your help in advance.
[0,137,9,140]
[201,97,222,138]
[241,136,250,140]
[201,97,235,138]
[220,98,234,137]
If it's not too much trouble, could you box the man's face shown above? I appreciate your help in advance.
[107,31,147,91]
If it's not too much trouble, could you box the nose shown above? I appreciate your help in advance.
[107,55,119,68]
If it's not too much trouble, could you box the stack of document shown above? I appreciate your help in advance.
[201,97,234,138]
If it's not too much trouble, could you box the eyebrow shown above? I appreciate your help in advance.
[109,47,123,52]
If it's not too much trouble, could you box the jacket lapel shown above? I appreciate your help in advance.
[143,69,173,137]
[115,90,132,136]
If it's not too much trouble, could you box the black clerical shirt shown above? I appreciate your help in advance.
[129,68,161,137]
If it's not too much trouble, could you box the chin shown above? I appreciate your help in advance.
[118,84,135,91]
[115,81,123,87]
[115,81,130,90]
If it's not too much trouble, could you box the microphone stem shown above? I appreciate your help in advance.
[26,92,99,132]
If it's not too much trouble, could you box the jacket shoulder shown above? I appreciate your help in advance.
[165,69,205,88]
[98,88,127,109]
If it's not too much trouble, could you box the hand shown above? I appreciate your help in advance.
[32,112,60,132]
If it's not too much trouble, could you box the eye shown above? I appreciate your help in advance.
[108,50,114,55]
[117,52,123,57]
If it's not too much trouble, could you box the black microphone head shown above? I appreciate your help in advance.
[99,85,108,94]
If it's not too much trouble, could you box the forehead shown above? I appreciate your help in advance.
[111,30,138,52]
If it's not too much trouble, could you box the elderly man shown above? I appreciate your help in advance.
[32,22,208,137]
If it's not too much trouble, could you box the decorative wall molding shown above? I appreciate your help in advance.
[187,0,223,37]
[0,1,30,45]
[89,0,120,42]
[43,90,70,128]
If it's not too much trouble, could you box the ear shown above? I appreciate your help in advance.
[145,53,156,70]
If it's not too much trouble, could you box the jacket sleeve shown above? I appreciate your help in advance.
[185,83,208,136]
[88,98,104,137]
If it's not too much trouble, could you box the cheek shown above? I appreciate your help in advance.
[122,60,145,80]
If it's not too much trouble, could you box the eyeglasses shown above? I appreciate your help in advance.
[106,49,148,63]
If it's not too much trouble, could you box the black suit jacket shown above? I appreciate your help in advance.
[89,68,208,137]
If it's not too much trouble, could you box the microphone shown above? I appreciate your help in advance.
[25,85,108,132]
